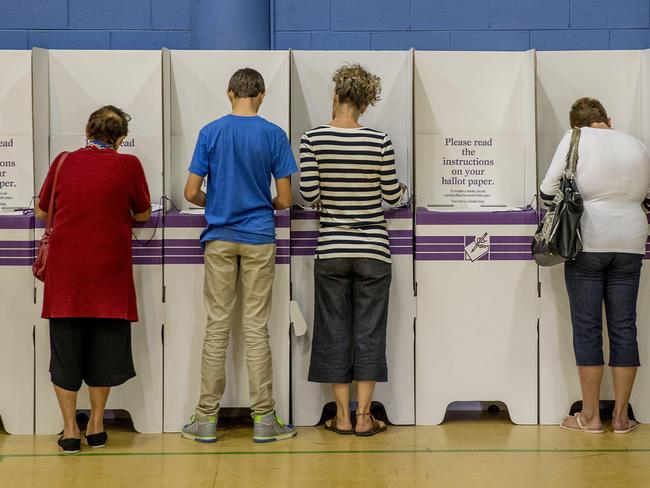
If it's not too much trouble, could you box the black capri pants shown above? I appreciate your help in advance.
[49,318,136,391]
[308,257,392,384]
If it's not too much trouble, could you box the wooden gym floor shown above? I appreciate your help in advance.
[1,415,649,488]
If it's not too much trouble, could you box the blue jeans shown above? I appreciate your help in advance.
[564,252,643,367]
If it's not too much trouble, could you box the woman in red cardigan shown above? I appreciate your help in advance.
[36,106,151,454]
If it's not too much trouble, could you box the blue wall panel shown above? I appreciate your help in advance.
[0,1,68,30]
[571,0,649,29]
[0,0,648,51]
[29,31,111,50]
[371,32,450,51]
[0,31,29,49]
[332,0,409,31]
[275,0,330,31]
[411,0,490,30]
[69,0,151,30]
[451,31,530,51]
[151,0,192,30]
[609,29,650,49]
[110,31,191,50]
[530,29,611,51]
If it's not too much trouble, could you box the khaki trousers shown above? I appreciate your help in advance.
[195,240,276,417]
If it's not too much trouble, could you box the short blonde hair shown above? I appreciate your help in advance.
[332,64,381,112]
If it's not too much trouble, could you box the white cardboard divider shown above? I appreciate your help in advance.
[415,51,537,208]
[45,50,164,201]
[290,50,413,201]
[168,50,290,208]
[34,220,165,434]
[536,50,645,424]
[414,51,538,425]
[290,211,416,426]
[164,51,291,430]
[0,51,34,211]
[0,215,34,434]
[536,51,644,180]
[290,50,415,426]
[163,212,291,430]
[34,50,164,433]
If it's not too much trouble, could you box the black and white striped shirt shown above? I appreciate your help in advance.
[299,125,403,263]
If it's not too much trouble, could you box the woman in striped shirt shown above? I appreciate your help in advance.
[300,64,404,437]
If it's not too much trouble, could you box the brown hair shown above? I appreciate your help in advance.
[86,105,131,147]
[569,97,608,128]
[332,64,381,112]
[228,68,266,98]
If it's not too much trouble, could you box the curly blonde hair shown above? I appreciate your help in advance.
[332,64,381,112]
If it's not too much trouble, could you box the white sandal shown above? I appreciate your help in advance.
[560,413,604,434]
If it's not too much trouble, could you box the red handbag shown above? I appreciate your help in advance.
[33,152,69,282]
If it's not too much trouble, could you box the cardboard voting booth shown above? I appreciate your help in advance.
[163,51,291,431]
[290,51,415,425]
[414,51,538,425]
[0,50,35,434]
[537,50,650,424]
[33,50,164,433]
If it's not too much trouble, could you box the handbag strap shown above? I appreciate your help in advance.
[45,152,70,232]
[565,127,581,178]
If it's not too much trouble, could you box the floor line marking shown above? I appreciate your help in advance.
[2,447,650,460]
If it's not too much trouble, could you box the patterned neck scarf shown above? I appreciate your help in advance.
[86,139,114,150]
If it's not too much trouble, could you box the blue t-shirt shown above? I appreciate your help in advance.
[189,114,297,245]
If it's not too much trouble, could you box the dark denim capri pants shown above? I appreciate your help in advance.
[564,252,643,367]
[308,257,391,383]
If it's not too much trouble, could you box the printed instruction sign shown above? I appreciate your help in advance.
[416,134,525,208]
[0,136,33,210]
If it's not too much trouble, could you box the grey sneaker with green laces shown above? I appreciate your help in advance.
[181,414,217,443]
[253,411,297,443]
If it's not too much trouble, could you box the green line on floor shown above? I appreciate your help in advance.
[2,447,650,460]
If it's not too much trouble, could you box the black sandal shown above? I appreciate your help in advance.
[324,417,354,435]
[354,412,387,437]
[85,431,108,448]
[58,437,81,454]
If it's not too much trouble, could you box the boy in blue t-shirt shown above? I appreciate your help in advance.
[182,68,297,443]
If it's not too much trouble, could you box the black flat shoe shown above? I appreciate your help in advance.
[85,432,108,448]
[58,437,81,454]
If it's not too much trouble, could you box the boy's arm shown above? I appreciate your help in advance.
[273,176,292,210]
[184,173,206,207]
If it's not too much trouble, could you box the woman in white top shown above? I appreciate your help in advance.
[540,97,650,434]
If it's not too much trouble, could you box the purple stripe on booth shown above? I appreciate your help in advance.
[415,244,465,252]
[490,236,534,244]
[165,239,200,247]
[291,239,318,248]
[165,256,205,265]
[416,207,538,225]
[0,249,36,257]
[291,231,319,239]
[489,244,532,252]
[291,248,316,256]
[276,256,290,265]
[133,257,163,265]
[489,252,534,261]
[0,240,35,249]
[415,236,465,244]
[391,247,413,255]
[389,238,413,246]
[385,208,413,219]
[132,240,163,248]
[388,230,414,237]
[415,253,465,261]
[0,257,34,266]
[0,214,35,229]
[164,211,205,228]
